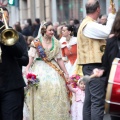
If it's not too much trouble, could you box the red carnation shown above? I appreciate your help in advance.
[26,73,36,79]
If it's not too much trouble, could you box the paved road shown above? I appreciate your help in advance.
[103,114,111,120]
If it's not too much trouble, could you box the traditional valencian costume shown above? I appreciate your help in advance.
[60,36,77,76]
[25,36,71,120]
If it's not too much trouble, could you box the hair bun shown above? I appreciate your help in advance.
[41,25,46,36]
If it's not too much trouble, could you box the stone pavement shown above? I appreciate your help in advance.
[103,114,111,120]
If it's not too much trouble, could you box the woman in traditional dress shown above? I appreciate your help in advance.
[59,25,83,105]
[60,25,77,76]
[25,22,71,120]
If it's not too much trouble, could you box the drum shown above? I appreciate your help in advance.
[105,58,120,116]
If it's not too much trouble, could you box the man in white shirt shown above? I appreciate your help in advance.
[77,0,116,120]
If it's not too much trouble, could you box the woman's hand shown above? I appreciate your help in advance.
[64,73,69,79]
[93,68,104,77]
[24,67,29,76]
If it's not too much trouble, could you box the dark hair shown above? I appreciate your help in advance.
[0,6,9,15]
[41,22,53,36]
[35,18,40,24]
[14,24,22,33]
[0,6,8,12]
[110,8,120,37]
[27,19,32,26]
[74,19,80,25]
[99,14,102,19]
[64,25,75,36]
[86,0,100,14]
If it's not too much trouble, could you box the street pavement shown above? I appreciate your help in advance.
[103,114,111,120]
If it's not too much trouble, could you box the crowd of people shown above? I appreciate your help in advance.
[0,0,120,120]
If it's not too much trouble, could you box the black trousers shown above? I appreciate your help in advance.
[0,87,24,120]
[82,64,107,120]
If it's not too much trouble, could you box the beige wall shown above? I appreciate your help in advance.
[44,0,52,21]
[19,0,27,24]
[36,0,45,21]
[10,0,119,26]
[19,0,52,24]
[27,0,35,21]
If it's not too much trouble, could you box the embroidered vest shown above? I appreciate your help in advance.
[77,16,106,64]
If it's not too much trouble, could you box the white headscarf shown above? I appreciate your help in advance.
[37,21,47,38]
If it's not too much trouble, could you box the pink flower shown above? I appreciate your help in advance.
[69,74,81,83]
[76,75,80,80]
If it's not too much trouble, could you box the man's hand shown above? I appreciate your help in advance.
[93,68,104,77]
[108,3,116,14]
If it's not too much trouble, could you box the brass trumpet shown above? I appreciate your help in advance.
[0,8,19,46]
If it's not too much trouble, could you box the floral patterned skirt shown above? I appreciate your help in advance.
[25,60,71,120]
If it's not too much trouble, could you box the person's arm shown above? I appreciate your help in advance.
[25,44,37,74]
[83,4,116,39]
[25,56,34,74]
[16,33,29,67]
[61,48,68,62]
[59,37,68,62]
[83,13,115,39]
[67,84,77,93]
[1,39,24,58]
[92,68,104,77]
[55,42,69,77]
[93,38,110,77]
[56,58,69,77]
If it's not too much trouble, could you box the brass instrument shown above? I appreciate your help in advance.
[0,8,19,46]
[110,0,115,14]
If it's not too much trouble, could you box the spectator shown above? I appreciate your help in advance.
[22,19,33,36]
[53,22,59,39]
[74,19,80,37]
[26,36,34,50]
[32,18,41,38]
[100,14,108,25]
[13,23,22,33]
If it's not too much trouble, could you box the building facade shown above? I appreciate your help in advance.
[5,0,120,26]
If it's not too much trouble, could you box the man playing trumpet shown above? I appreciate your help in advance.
[0,7,29,120]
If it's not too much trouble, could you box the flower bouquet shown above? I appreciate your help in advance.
[66,74,81,104]
[26,73,39,90]
[69,74,81,88]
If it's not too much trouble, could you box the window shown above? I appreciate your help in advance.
[57,0,83,23]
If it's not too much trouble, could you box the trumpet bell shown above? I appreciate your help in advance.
[0,28,19,46]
